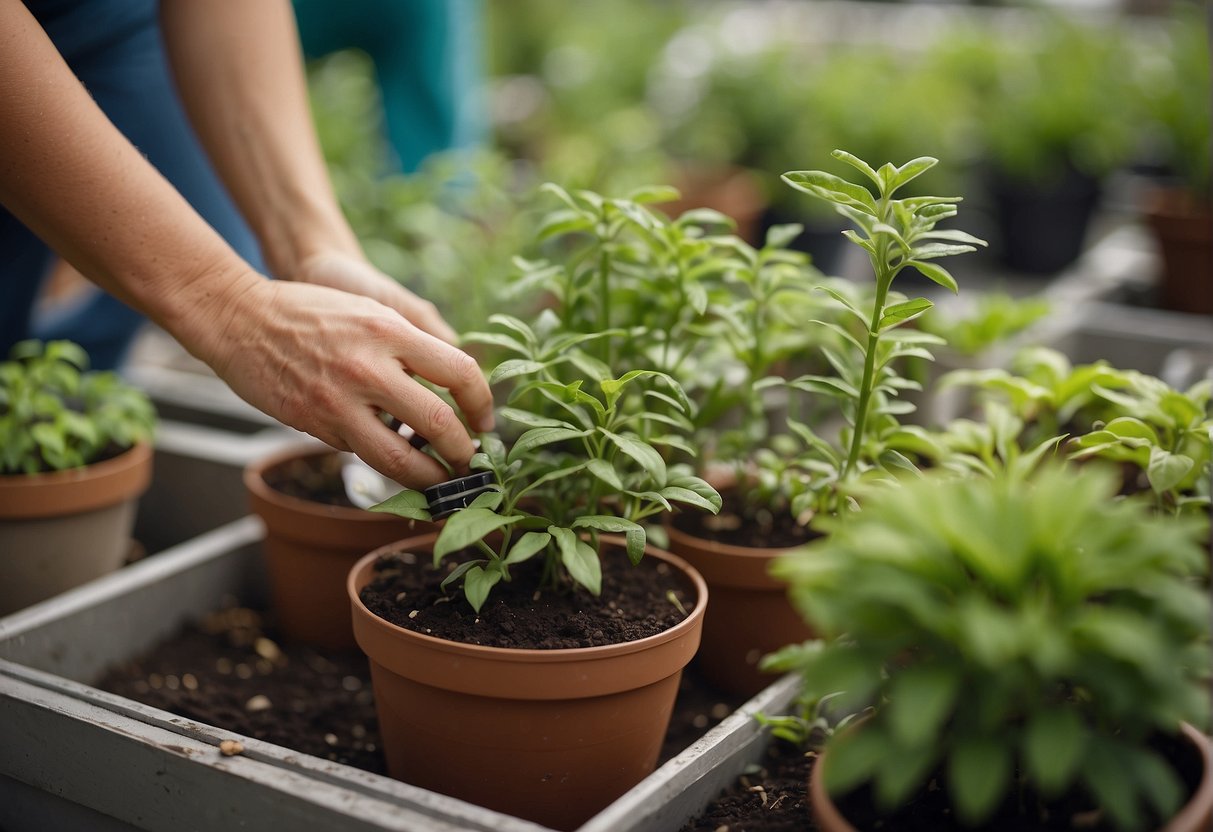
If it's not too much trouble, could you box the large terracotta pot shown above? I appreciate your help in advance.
[665,517,812,698]
[348,533,707,830]
[245,444,436,649]
[811,722,1213,831]
[0,442,152,616]
[1143,187,1213,316]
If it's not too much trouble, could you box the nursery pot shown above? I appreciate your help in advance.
[665,517,811,698]
[1143,188,1213,316]
[245,444,435,649]
[0,442,152,616]
[989,164,1102,275]
[810,722,1213,831]
[348,533,708,830]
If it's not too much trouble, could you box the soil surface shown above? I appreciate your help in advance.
[97,606,383,773]
[672,487,816,550]
[360,544,697,649]
[96,605,745,774]
[682,739,816,831]
[262,451,356,508]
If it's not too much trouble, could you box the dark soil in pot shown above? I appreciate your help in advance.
[261,452,355,508]
[671,487,814,550]
[681,739,816,832]
[360,545,696,648]
[96,605,745,774]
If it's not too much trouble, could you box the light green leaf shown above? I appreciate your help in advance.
[497,407,572,430]
[571,515,644,534]
[600,429,667,486]
[1148,447,1194,494]
[507,427,589,462]
[906,260,958,293]
[586,458,624,490]
[504,531,551,565]
[661,486,720,514]
[550,526,602,595]
[782,170,878,215]
[625,528,646,564]
[440,559,485,591]
[463,564,502,613]
[434,509,522,561]
[879,298,933,331]
[489,359,546,385]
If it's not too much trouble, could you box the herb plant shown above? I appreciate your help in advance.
[0,340,155,475]
[771,465,1210,830]
[778,150,986,515]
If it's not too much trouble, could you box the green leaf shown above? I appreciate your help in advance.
[497,408,572,430]
[462,331,530,356]
[661,486,720,514]
[504,531,551,565]
[667,475,723,511]
[782,170,878,215]
[434,509,522,561]
[489,359,546,385]
[948,737,1011,825]
[440,559,485,591]
[467,490,502,511]
[764,223,803,250]
[600,429,667,486]
[887,156,938,193]
[627,184,681,204]
[823,725,886,795]
[830,150,882,189]
[571,515,643,534]
[788,375,860,400]
[586,458,624,490]
[550,526,602,594]
[1024,708,1085,797]
[1148,447,1194,494]
[886,666,961,749]
[879,298,933,331]
[463,564,502,613]
[625,527,646,565]
[507,427,589,462]
[905,260,958,293]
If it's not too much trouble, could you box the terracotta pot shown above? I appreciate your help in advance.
[1143,188,1213,316]
[664,517,811,697]
[244,444,436,649]
[811,722,1213,831]
[0,442,152,615]
[348,533,707,830]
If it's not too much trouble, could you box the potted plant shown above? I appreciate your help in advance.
[0,340,155,615]
[666,150,986,696]
[352,187,721,829]
[772,465,1212,830]
[1132,8,1211,315]
[244,442,438,650]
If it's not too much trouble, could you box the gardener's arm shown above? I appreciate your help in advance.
[0,0,493,488]
[156,0,457,344]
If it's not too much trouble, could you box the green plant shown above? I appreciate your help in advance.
[945,347,1213,515]
[0,340,155,475]
[778,150,986,515]
[919,293,1051,358]
[771,465,1210,830]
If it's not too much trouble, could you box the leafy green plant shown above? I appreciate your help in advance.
[0,340,155,475]
[918,292,1051,358]
[772,465,1210,830]
[777,150,986,515]
[945,347,1213,515]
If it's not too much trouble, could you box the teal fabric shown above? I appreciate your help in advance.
[294,0,484,173]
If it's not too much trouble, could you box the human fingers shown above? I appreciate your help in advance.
[374,370,477,473]
[396,329,495,435]
[340,406,450,489]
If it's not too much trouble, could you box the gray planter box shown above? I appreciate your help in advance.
[0,518,800,832]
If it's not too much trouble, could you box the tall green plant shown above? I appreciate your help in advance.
[779,150,986,511]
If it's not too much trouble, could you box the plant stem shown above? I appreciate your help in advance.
[598,248,612,367]
[844,262,891,479]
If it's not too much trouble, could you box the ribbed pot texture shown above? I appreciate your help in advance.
[348,533,707,830]
[244,444,436,649]
[0,442,152,615]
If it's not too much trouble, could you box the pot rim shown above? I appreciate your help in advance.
[664,513,807,560]
[243,441,403,522]
[0,441,152,518]
[348,532,709,663]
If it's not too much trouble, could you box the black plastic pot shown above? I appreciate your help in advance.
[988,164,1102,275]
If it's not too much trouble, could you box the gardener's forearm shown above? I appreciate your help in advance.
[0,0,258,365]
[158,0,361,279]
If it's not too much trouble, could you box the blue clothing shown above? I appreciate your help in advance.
[2,0,264,369]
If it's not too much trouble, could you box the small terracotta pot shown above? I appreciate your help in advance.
[0,442,152,615]
[1143,188,1213,316]
[810,722,1213,831]
[664,516,812,698]
[245,444,436,649]
[348,533,707,830]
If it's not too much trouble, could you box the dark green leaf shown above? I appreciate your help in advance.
[949,737,1011,825]
[504,532,550,565]
[463,564,502,613]
[1024,708,1085,796]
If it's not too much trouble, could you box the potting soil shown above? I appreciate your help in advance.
[671,488,815,550]
[681,739,816,831]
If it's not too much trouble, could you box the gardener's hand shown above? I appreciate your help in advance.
[294,251,458,346]
[207,278,494,489]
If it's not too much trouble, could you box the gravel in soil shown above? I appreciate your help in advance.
[360,544,697,649]
[672,487,815,550]
[681,740,816,832]
[97,605,748,775]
